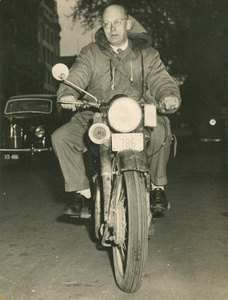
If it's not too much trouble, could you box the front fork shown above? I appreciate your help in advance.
[98,142,113,246]
[99,142,112,223]
[99,146,153,246]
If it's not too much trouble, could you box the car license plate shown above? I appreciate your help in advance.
[112,133,143,151]
[3,154,19,160]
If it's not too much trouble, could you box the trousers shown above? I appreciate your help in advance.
[51,111,172,192]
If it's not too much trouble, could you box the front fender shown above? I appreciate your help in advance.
[116,149,148,173]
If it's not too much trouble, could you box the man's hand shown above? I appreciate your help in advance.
[159,96,179,113]
[59,95,77,111]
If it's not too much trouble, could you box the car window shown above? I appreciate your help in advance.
[5,99,53,114]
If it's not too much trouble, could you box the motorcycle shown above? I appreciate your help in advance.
[52,63,159,293]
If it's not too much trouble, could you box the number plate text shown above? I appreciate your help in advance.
[112,133,143,151]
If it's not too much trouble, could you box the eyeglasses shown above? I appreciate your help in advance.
[102,18,128,30]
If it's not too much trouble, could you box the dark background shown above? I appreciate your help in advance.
[0,0,227,117]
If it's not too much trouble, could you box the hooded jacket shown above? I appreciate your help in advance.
[57,16,181,112]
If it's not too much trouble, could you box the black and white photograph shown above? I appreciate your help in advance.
[0,0,227,299]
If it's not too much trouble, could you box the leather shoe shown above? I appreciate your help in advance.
[63,193,84,216]
[150,188,168,212]
[63,193,91,217]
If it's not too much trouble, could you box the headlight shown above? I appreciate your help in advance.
[108,97,142,132]
[35,127,45,138]
[209,119,216,126]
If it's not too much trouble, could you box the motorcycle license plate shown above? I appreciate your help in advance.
[112,133,143,151]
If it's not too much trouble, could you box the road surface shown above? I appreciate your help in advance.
[0,140,227,300]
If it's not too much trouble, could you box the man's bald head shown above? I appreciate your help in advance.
[102,4,131,47]
[102,4,128,20]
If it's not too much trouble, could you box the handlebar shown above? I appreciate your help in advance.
[58,99,166,112]
[52,64,173,113]
[58,100,100,109]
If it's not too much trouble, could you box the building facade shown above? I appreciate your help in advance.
[0,0,61,108]
[38,0,61,94]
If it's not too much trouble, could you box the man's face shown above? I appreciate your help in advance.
[102,5,131,47]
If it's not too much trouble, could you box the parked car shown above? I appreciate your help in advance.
[194,105,227,144]
[0,94,66,160]
[189,105,227,157]
[197,114,226,143]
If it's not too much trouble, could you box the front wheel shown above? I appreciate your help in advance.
[112,171,148,293]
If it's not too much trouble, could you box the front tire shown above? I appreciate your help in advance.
[112,171,148,293]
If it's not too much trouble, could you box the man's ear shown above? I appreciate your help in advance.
[127,18,132,31]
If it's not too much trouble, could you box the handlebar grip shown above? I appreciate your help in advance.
[58,101,100,108]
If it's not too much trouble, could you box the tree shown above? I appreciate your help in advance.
[69,0,189,79]
[68,0,226,115]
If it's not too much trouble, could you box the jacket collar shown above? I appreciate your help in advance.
[94,27,152,52]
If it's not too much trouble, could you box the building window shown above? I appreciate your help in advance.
[46,28,49,43]
[55,33,58,44]
[39,45,42,60]
[50,52,53,64]
[50,31,53,45]
[42,23,45,40]
[43,46,46,62]
[47,49,50,64]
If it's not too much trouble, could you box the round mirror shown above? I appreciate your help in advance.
[52,63,69,81]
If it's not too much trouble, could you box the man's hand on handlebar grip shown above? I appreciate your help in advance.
[59,95,77,111]
[159,96,179,113]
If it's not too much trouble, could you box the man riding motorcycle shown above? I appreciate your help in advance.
[51,4,181,216]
